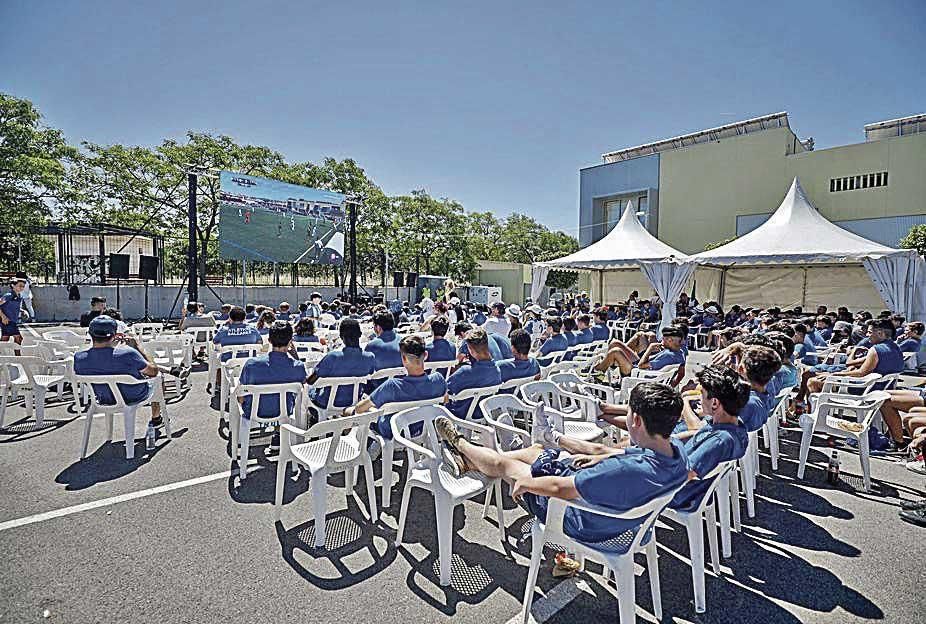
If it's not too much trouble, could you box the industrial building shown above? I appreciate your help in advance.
[579,112,926,254]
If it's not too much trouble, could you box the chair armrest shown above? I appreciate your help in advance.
[391,432,437,463]
[443,412,494,437]
[280,423,308,438]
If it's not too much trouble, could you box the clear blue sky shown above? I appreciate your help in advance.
[1,0,923,237]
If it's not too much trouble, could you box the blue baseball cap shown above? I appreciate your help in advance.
[88,315,118,339]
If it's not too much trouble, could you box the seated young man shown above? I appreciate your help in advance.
[210,305,264,396]
[811,315,834,346]
[590,308,611,342]
[74,315,171,431]
[276,301,294,323]
[575,314,595,345]
[709,343,781,432]
[791,323,819,366]
[434,383,690,550]
[343,335,446,442]
[179,301,216,331]
[594,325,686,378]
[364,310,402,390]
[308,318,377,411]
[456,320,513,362]
[238,321,309,450]
[426,315,457,364]
[562,316,579,360]
[212,303,232,323]
[897,321,924,353]
[497,329,541,391]
[536,316,569,365]
[446,328,502,420]
[669,366,750,512]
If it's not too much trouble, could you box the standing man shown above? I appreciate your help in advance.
[0,277,26,344]
[15,272,34,320]
[80,296,107,327]
[306,292,323,318]
[483,301,512,337]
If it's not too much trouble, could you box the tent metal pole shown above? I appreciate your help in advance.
[801,267,808,309]
[718,268,726,306]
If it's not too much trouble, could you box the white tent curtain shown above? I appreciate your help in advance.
[639,260,697,335]
[530,264,551,304]
[863,253,926,320]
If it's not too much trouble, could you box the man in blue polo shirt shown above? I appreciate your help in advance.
[447,328,502,420]
[238,321,308,452]
[728,345,780,432]
[210,306,264,398]
[669,367,749,513]
[806,318,903,399]
[594,325,687,377]
[343,335,446,441]
[276,302,294,323]
[0,277,26,345]
[575,314,594,345]
[456,321,513,361]
[897,322,924,353]
[308,318,376,409]
[212,304,232,323]
[536,316,569,366]
[74,315,170,431]
[590,308,611,342]
[434,382,689,552]
[365,310,402,390]
[244,304,258,322]
[791,323,819,366]
[498,329,541,391]
[426,315,457,363]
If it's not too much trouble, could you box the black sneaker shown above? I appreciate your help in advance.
[169,365,191,380]
[885,439,907,455]
[209,394,221,411]
[898,507,926,528]
[268,432,280,452]
[900,499,926,511]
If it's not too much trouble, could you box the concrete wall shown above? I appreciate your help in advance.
[31,285,347,322]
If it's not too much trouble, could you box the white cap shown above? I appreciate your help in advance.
[507,304,522,317]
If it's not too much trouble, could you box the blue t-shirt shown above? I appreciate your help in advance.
[812,328,832,345]
[459,333,514,362]
[276,311,294,322]
[590,324,610,342]
[446,359,501,419]
[240,352,307,419]
[873,340,904,375]
[245,312,258,322]
[473,311,487,326]
[774,364,798,390]
[311,346,377,408]
[794,336,818,366]
[365,330,402,371]
[565,331,579,348]
[212,312,229,322]
[372,371,447,440]
[567,438,689,544]
[74,345,150,405]
[538,333,569,365]
[898,337,921,353]
[213,322,263,361]
[0,291,22,323]
[670,422,748,512]
[576,328,594,345]
[497,357,540,389]
[426,337,456,363]
[739,389,771,432]
[647,347,685,371]
[293,334,320,343]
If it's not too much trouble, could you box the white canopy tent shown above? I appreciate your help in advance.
[691,177,926,320]
[532,201,693,332]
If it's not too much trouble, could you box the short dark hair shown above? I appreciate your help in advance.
[339,318,362,344]
[908,322,925,335]
[186,302,199,314]
[399,334,426,358]
[268,320,293,348]
[454,321,473,337]
[816,315,832,326]
[102,307,122,321]
[628,382,683,439]
[373,310,395,331]
[431,315,450,337]
[696,366,750,416]
[661,326,683,339]
[741,333,775,349]
[294,317,316,336]
[91,296,107,305]
[509,328,532,356]
[221,303,231,311]
[245,304,255,313]
[229,306,246,322]
[764,331,794,363]
[741,345,781,386]
[546,316,563,332]
[577,314,591,326]
[563,317,577,331]
[871,319,895,335]
[595,308,609,321]
[792,323,808,336]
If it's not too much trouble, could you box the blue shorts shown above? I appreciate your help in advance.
[812,363,846,374]
[1,322,20,337]
[519,449,575,522]
[374,413,423,440]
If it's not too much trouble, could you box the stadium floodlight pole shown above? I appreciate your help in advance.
[187,172,199,303]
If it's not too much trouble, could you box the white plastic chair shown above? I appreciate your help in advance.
[424,359,455,380]
[617,365,680,402]
[75,373,169,459]
[42,330,87,350]
[447,383,501,424]
[392,405,504,586]
[232,382,305,479]
[521,486,683,624]
[132,323,164,339]
[215,344,263,420]
[373,398,444,508]
[147,335,194,396]
[797,390,891,491]
[274,410,380,546]
[762,384,794,472]
[1,355,68,428]
[308,376,369,422]
[521,380,605,443]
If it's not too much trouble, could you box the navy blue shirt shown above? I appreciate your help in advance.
[591,324,610,341]
[426,337,457,363]
[213,322,263,361]
[459,333,513,362]
[365,330,402,370]
[794,336,818,366]
[898,337,921,353]
[473,311,487,325]
[873,340,904,375]
[646,347,686,371]
[311,346,376,407]
[576,327,594,344]
[497,357,540,391]
[240,351,307,419]
[74,345,150,405]
[293,334,320,343]
[670,422,748,512]
[371,371,447,440]
[0,290,22,323]
[740,389,771,432]
[446,359,501,419]
[538,333,569,365]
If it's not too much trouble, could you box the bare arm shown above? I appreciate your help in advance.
[842,348,878,377]
[343,397,374,416]
[511,475,580,501]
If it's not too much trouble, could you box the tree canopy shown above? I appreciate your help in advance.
[1,93,578,289]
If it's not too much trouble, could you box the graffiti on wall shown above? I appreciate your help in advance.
[68,255,101,284]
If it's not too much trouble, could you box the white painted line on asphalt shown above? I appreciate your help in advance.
[0,461,257,533]
[505,578,595,624]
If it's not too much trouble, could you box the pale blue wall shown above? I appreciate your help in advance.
[736,212,926,247]
[578,155,660,246]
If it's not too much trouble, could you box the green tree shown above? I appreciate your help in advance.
[900,224,926,257]
[704,236,736,251]
[0,93,78,273]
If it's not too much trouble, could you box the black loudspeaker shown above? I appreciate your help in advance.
[108,254,130,279]
[392,271,404,287]
[139,255,159,281]
[406,272,418,287]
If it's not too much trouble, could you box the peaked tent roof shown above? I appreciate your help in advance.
[693,177,907,266]
[540,201,687,270]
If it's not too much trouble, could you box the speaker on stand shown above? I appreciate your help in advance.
[139,255,160,321]
[108,254,130,310]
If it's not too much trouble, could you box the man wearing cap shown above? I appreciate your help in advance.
[535,316,569,366]
[305,293,323,319]
[595,326,687,377]
[484,301,512,337]
[80,296,107,327]
[74,315,171,429]
[0,277,26,344]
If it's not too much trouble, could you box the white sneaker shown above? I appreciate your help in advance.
[906,457,926,475]
[496,413,524,451]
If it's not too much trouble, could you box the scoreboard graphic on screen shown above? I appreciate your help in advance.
[218,171,347,265]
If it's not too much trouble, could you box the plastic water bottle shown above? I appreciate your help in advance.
[146,422,156,451]
[826,451,840,484]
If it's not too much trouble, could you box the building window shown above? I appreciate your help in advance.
[829,171,888,192]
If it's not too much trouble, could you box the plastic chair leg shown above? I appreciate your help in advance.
[363,456,378,523]
[741,459,756,519]
[796,419,815,480]
[436,498,454,586]
[239,418,251,479]
[858,433,872,492]
[274,456,288,521]
[613,557,637,624]
[34,387,45,428]
[730,470,742,532]
[106,412,114,442]
[705,505,721,575]
[311,469,328,548]
[381,439,395,508]
[395,482,413,546]
[520,521,545,624]
[123,407,137,459]
[767,418,780,472]
[645,535,663,619]
[80,408,94,459]
[683,515,706,613]
[0,389,7,429]
[493,480,506,542]
[715,477,733,557]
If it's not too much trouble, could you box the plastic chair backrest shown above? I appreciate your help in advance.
[369,366,407,382]
[449,384,502,421]
[304,410,380,467]
[311,375,368,412]
[233,381,304,421]
[73,373,152,410]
